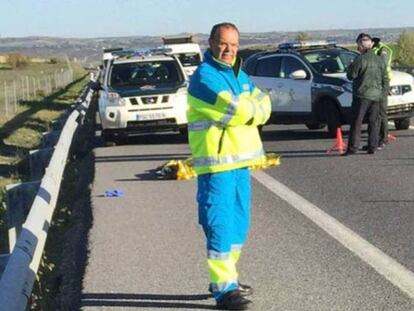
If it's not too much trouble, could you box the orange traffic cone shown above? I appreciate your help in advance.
[387,133,397,141]
[326,127,347,155]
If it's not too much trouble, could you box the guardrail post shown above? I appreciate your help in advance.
[50,119,64,131]
[41,130,61,148]
[6,181,41,253]
[29,148,54,181]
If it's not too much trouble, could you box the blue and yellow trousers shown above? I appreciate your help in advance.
[197,168,251,301]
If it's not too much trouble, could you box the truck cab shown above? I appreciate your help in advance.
[162,35,203,78]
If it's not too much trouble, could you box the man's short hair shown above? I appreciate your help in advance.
[209,22,240,40]
[356,33,372,43]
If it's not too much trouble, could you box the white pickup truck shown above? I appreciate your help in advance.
[162,35,203,78]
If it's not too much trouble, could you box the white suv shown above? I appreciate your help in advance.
[244,41,414,136]
[97,49,188,143]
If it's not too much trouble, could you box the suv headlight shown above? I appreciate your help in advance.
[172,87,188,100]
[107,92,127,106]
[176,87,188,95]
[389,86,401,96]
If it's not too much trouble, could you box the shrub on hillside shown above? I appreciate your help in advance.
[396,31,414,65]
[49,57,60,64]
[6,53,28,69]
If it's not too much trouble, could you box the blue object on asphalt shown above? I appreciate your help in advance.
[104,189,124,197]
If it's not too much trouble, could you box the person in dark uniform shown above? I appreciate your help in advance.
[343,33,389,155]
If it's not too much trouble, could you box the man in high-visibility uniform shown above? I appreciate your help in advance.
[372,37,393,148]
[187,22,271,310]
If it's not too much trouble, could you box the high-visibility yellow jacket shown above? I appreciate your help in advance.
[187,50,271,175]
[372,42,393,81]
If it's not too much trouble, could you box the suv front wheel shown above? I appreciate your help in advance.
[394,118,411,130]
[305,122,326,130]
[321,99,341,137]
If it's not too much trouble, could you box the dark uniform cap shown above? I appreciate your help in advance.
[356,33,372,42]
[372,37,381,47]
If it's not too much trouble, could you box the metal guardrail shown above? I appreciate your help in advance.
[0,72,98,310]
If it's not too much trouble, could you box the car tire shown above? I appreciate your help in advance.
[394,118,410,130]
[305,122,326,130]
[324,102,341,137]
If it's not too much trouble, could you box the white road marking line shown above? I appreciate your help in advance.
[253,170,414,299]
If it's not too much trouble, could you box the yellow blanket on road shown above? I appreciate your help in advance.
[156,153,281,180]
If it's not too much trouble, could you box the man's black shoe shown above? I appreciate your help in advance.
[216,290,252,310]
[209,283,253,297]
[238,283,253,296]
[367,149,375,154]
[362,143,385,151]
[341,150,356,156]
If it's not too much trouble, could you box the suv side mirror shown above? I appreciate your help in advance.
[90,81,102,91]
[289,70,307,80]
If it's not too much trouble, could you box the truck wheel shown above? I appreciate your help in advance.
[305,122,326,130]
[394,118,410,130]
[324,101,341,137]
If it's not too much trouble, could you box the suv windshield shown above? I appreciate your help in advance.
[109,60,184,89]
[302,49,358,74]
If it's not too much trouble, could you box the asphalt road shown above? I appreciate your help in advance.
[81,124,414,311]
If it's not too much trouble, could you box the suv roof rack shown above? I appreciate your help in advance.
[278,40,337,50]
[112,47,174,60]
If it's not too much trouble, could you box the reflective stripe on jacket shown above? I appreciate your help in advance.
[187,50,271,175]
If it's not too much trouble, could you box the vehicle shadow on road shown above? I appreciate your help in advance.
[267,149,334,158]
[262,128,333,141]
[81,292,215,309]
[116,169,174,181]
[99,132,189,146]
[95,153,189,164]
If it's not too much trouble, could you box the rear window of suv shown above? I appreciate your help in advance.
[109,60,184,89]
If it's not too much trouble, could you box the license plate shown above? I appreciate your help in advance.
[136,112,166,121]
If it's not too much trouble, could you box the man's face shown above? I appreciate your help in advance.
[357,37,373,53]
[209,26,239,65]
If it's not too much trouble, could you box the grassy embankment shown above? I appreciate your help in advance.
[0,61,88,253]
[0,62,71,82]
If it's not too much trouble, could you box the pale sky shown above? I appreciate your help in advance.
[1,0,413,38]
